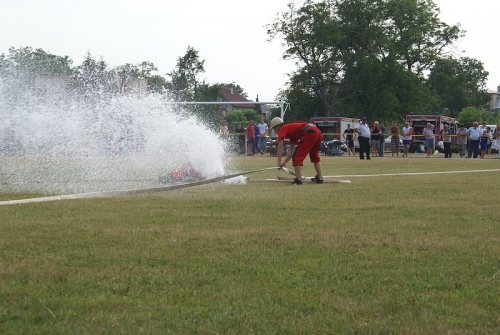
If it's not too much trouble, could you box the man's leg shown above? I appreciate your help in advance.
[359,138,365,159]
[313,162,322,179]
[293,165,303,180]
[260,137,267,153]
[247,140,253,155]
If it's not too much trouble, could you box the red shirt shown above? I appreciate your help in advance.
[277,122,309,145]
[246,125,255,139]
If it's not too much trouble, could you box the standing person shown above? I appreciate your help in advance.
[370,121,381,157]
[456,123,468,158]
[220,120,229,138]
[257,117,269,155]
[400,121,413,157]
[379,123,386,157]
[480,125,490,158]
[390,121,400,157]
[235,123,246,155]
[493,124,500,158]
[487,127,492,155]
[343,124,356,156]
[423,123,435,158]
[270,117,323,185]
[466,122,481,159]
[246,120,256,156]
[354,117,371,160]
[253,121,261,154]
[440,124,453,158]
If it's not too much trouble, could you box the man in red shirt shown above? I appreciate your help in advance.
[270,117,323,185]
[246,120,256,156]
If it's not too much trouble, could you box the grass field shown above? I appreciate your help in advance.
[1,155,500,334]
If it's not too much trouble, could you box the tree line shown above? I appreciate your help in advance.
[0,46,254,125]
[1,0,497,127]
[267,0,494,124]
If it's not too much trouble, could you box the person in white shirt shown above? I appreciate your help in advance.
[256,117,269,155]
[354,117,371,160]
[493,124,500,158]
[400,122,413,157]
[466,122,481,158]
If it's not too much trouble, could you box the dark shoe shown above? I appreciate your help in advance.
[366,157,371,160]
[311,176,323,184]
[290,178,303,185]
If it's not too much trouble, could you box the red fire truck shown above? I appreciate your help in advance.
[405,114,458,151]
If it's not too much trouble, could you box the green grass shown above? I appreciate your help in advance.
[1,155,500,334]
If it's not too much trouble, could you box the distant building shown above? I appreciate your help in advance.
[260,104,271,117]
[488,85,500,111]
[116,75,147,96]
[218,87,256,115]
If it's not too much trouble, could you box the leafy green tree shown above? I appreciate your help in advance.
[426,57,490,116]
[223,110,249,130]
[384,0,463,75]
[268,0,463,121]
[0,47,73,79]
[71,52,116,101]
[267,0,348,117]
[0,47,74,107]
[457,107,482,125]
[114,61,167,93]
[480,110,499,124]
[166,46,205,101]
[277,81,323,121]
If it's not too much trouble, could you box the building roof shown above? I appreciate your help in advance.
[220,87,256,108]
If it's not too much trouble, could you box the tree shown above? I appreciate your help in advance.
[267,0,349,117]
[70,52,117,102]
[268,0,464,121]
[276,78,323,121]
[457,107,482,125]
[426,57,490,116]
[0,47,74,107]
[113,61,168,93]
[384,0,463,75]
[0,47,73,79]
[223,110,252,129]
[166,46,205,101]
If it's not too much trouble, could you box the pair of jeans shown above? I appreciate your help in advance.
[468,140,479,158]
[252,138,260,154]
[258,136,267,153]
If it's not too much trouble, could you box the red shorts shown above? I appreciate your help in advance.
[292,126,323,166]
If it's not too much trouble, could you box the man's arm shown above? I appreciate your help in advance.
[277,140,295,167]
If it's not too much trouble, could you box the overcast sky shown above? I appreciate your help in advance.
[1,0,498,102]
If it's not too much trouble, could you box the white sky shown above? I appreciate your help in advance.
[1,0,498,102]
